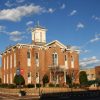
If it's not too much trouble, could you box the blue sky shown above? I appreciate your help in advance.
[0,0,100,69]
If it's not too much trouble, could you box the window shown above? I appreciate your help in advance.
[35,53,39,66]
[28,72,31,77]
[28,72,31,84]
[52,53,58,65]
[27,51,30,58]
[71,56,74,61]
[35,53,39,59]
[65,55,68,69]
[65,55,67,61]
[27,50,31,67]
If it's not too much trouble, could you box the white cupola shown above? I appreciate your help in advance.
[32,22,47,45]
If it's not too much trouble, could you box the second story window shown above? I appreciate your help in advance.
[52,53,58,65]
[27,50,31,67]
[65,55,67,61]
[35,53,39,67]
[27,51,30,59]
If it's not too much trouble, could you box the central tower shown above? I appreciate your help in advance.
[32,22,47,45]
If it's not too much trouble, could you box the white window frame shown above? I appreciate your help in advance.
[52,53,58,66]
[35,52,39,67]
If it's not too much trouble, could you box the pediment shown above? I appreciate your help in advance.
[45,40,67,49]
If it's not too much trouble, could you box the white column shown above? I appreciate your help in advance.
[64,71,66,83]
[57,75,59,84]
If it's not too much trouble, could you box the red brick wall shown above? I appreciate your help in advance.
[1,43,79,85]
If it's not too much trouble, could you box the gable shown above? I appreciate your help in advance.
[45,40,67,49]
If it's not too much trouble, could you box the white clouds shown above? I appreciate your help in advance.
[69,10,77,16]
[80,56,100,67]
[70,46,80,50]
[76,22,84,30]
[26,21,33,26]
[16,0,25,3]
[10,35,26,41]
[0,25,6,31]
[0,4,45,22]
[9,31,22,35]
[60,4,66,9]
[92,15,100,21]
[90,34,100,43]
[9,31,26,42]
[5,1,15,7]
[48,8,55,13]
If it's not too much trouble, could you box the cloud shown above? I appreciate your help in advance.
[69,10,77,16]
[80,56,100,68]
[60,4,66,9]
[90,34,100,43]
[76,22,84,30]
[0,4,45,22]
[5,1,15,7]
[0,25,6,31]
[92,15,100,21]
[9,31,22,35]
[71,45,89,54]
[9,31,26,42]
[10,35,26,41]
[48,8,55,13]
[70,46,80,50]
[16,0,25,3]
[26,21,33,26]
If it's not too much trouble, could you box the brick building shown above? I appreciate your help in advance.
[1,23,79,86]
[80,66,100,81]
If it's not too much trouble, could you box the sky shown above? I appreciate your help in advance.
[0,0,100,69]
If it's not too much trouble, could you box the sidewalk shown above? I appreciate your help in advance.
[0,94,40,100]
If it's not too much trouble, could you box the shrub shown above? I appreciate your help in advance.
[49,83,55,87]
[56,84,60,87]
[42,74,49,87]
[36,84,41,88]
[27,84,35,88]
[8,84,17,88]
[13,74,25,86]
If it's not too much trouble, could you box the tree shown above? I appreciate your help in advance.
[42,74,49,87]
[13,74,25,86]
[79,71,88,87]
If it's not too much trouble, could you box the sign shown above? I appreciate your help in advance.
[20,69,24,75]
[16,68,20,75]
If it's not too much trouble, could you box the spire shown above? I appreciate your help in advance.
[34,21,45,29]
